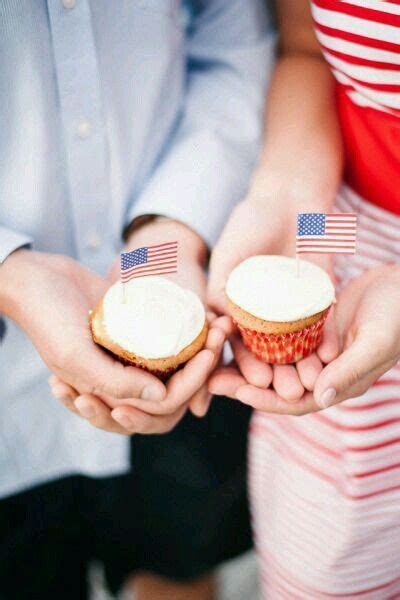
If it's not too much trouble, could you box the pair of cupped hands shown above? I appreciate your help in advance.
[5,196,400,437]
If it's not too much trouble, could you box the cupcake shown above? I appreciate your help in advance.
[226,256,335,364]
[90,277,208,379]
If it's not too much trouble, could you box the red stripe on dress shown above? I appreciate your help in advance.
[313,0,400,27]
[322,46,400,71]
[315,412,400,432]
[354,462,400,479]
[329,67,400,93]
[339,397,400,412]
[314,22,400,54]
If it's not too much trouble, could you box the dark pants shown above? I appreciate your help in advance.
[0,396,252,599]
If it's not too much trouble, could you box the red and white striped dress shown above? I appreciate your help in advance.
[250,2,400,598]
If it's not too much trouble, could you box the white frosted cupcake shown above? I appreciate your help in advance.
[226,256,335,364]
[90,277,208,379]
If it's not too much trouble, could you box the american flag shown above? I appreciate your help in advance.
[120,241,178,283]
[296,213,357,254]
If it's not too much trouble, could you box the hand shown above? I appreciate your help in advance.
[50,217,230,431]
[211,264,400,415]
[0,249,183,434]
[207,190,339,402]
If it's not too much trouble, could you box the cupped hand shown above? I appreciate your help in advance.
[210,264,400,415]
[207,193,339,402]
[49,217,230,431]
[0,249,187,433]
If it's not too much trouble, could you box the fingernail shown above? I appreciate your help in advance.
[51,385,69,401]
[113,412,134,430]
[141,385,163,402]
[317,387,336,409]
[59,396,73,408]
[75,399,96,419]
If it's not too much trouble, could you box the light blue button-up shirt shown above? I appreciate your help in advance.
[0,0,275,497]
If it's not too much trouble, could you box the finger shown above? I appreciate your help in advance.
[314,333,392,409]
[296,353,323,392]
[272,364,305,403]
[113,323,225,416]
[51,383,78,414]
[74,394,129,434]
[111,404,186,435]
[50,380,78,401]
[189,387,212,417]
[49,378,80,414]
[206,311,217,324]
[211,315,234,337]
[236,385,318,415]
[317,308,340,364]
[121,348,216,415]
[231,335,273,388]
[208,365,247,398]
[66,341,167,403]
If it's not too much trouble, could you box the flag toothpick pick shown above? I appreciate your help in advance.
[296,213,357,276]
[120,240,178,301]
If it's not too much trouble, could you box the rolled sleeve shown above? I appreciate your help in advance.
[127,0,276,247]
[0,225,32,264]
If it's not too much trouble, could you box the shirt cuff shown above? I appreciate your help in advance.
[0,225,33,264]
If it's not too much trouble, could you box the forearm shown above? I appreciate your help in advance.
[127,0,274,248]
[0,247,30,319]
[250,53,343,209]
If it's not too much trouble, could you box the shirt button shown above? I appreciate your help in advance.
[86,233,102,250]
[77,120,92,139]
[62,0,76,8]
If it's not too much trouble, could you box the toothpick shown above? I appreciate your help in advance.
[296,254,300,278]
[120,281,126,304]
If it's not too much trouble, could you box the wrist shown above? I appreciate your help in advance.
[125,215,208,267]
[247,161,339,214]
[0,248,33,320]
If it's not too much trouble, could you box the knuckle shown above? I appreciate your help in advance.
[345,366,363,389]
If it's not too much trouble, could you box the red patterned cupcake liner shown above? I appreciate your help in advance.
[235,308,330,365]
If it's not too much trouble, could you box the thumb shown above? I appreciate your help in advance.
[67,339,167,404]
[313,331,388,409]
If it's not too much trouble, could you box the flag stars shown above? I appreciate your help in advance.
[297,213,325,236]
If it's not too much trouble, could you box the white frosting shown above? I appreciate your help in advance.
[226,256,335,322]
[102,277,206,359]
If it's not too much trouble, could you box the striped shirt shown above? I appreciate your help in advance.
[311,0,400,214]
[312,0,400,115]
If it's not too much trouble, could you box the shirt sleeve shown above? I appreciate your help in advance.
[126,0,276,247]
[0,225,32,264]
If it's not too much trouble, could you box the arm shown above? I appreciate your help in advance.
[208,0,343,405]
[0,224,33,340]
[209,0,343,312]
[249,0,342,209]
[127,0,275,248]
